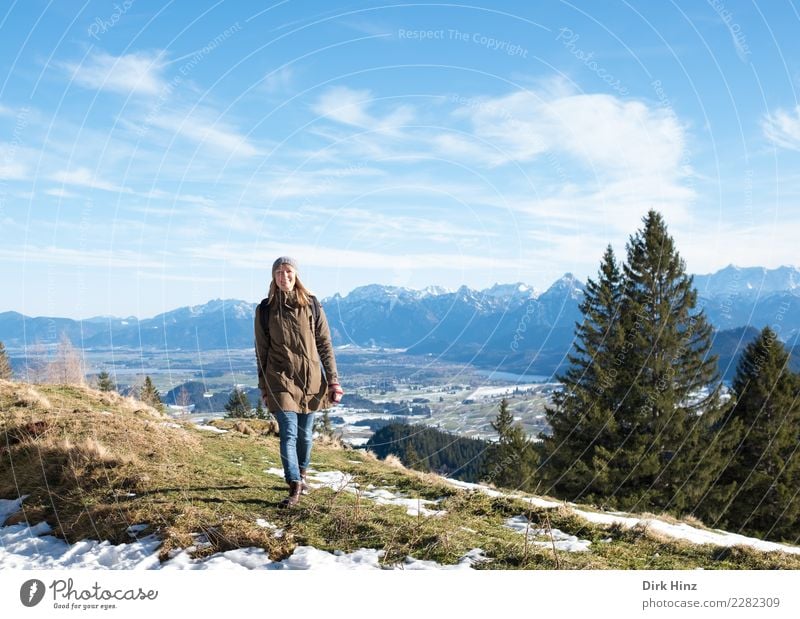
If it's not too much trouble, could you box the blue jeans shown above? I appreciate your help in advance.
[274,411,315,483]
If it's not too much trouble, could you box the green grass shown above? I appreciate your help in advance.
[2,379,800,569]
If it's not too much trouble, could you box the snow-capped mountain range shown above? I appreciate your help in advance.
[1,265,797,376]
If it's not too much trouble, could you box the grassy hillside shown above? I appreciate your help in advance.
[1,379,799,569]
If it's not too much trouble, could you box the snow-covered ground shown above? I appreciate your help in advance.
[264,468,446,517]
[0,497,479,570]
[504,516,592,552]
[3,470,798,571]
[440,477,800,556]
[465,383,544,400]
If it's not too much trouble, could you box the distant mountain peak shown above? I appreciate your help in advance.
[694,264,800,297]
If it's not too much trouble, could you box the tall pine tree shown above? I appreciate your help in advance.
[704,327,800,541]
[539,245,625,501]
[140,376,164,413]
[96,371,115,392]
[224,387,252,418]
[486,398,538,491]
[610,210,734,513]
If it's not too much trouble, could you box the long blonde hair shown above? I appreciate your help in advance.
[268,275,312,307]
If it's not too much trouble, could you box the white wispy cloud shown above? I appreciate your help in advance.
[762,106,800,151]
[44,187,79,199]
[263,66,294,94]
[187,242,520,272]
[447,87,686,175]
[146,108,262,158]
[0,245,164,269]
[311,86,415,134]
[62,50,168,96]
[50,167,131,193]
[0,162,27,180]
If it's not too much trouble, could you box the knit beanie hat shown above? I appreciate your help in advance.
[272,256,298,273]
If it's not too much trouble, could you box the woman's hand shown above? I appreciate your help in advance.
[328,382,344,405]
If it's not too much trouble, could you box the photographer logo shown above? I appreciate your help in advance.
[20,579,46,607]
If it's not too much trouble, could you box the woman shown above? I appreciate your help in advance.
[254,256,343,507]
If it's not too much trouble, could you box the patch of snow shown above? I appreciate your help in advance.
[0,512,163,569]
[505,516,591,552]
[126,524,148,538]
[263,468,445,517]
[519,496,564,509]
[195,424,227,433]
[441,478,505,497]
[574,509,800,555]
[307,470,354,490]
[442,480,800,556]
[256,519,284,539]
[466,384,542,400]
[400,547,490,569]
[344,437,371,446]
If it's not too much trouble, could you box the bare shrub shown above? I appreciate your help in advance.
[384,454,406,469]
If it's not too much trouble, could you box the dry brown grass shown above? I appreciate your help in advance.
[383,454,405,469]
[208,417,279,437]
[0,380,53,410]
[0,381,202,542]
[315,432,344,448]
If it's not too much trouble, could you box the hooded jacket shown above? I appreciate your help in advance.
[254,289,338,413]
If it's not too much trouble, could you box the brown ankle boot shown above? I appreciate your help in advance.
[280,480,302,508]
[299,468,310,495]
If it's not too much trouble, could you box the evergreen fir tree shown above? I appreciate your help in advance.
[314,409,335,438]
[609,210,734,513]
[491,397,515,438]
[96,371,115,392]
[254,397,268,420]
[0,341,13,380]
[224,387,252,418]
[539,245,625,501]
[705,327,800,541]
[404,443,429,472]
[486,398,537,491]
[140,376,164,413]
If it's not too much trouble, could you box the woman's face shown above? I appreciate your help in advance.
[274,265,296,292]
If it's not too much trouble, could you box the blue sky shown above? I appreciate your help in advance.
[1,0,799,319]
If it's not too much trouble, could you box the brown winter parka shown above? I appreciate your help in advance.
[254,290,338,414]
